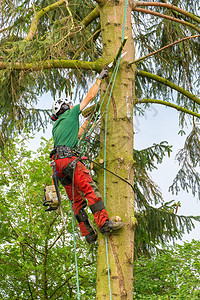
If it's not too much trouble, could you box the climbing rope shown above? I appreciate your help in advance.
[77,63,120,153]
[59,188,80,299]
[70,201,80,300]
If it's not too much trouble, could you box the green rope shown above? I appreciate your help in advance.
[78,68,118,153]
[103,1,128,299]
[70,202,80,300]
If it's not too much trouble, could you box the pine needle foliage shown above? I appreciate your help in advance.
[133,1,200,108]
[170,125,200,197]
[134,141,200,257]
[1,0,200,141]
[0,0,100,146]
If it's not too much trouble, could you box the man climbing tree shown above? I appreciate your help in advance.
[49,68,124,244]
[1,0,200,299]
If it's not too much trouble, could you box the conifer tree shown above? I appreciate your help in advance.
[1,1,200,299]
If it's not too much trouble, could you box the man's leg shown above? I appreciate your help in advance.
[73,162,125,233]
[65,183,97,243]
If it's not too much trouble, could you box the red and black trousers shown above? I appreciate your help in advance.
[54,156,109,236]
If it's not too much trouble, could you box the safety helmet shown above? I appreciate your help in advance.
[52,98,70,117]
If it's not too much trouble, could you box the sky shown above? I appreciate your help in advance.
[33,92,200,243]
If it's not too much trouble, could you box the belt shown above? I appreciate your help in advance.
[50,146,77,159]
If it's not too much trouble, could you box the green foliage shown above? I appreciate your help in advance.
[0,0,200,278]
[133,240,200,299]
[170,125,200,197]
[133,141,200,257]
[133,142,173,208]
[0,0,100,147]
[134,142,172,173]
[134,1,200,107]
[0,137,96,299]
[1,0,200,143]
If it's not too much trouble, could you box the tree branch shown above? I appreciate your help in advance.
[23,0,100,43]
[81,6,100,27]
[130,34,200,65]
[50,276,73,298]
[24,0,66,42]
[94,0,107,5]
[136,1,200,24]
[137,70,200,106]
[48,228,65,250]
[0,58,102,72]
[132,8,200,34]
[72,23,101,59]
[136,98,200,118]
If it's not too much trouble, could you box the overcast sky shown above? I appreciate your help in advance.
[32,92,200,243]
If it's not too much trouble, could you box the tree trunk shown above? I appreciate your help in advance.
[96,1,136,299]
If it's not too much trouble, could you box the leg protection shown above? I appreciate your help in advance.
[76,208,96,234]
[58,160,77,186]
[90,200,105,214]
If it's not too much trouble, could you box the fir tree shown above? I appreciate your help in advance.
[1,1,200,298]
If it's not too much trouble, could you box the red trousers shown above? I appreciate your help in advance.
[55,156,109,236]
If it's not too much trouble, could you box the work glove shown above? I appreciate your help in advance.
[97,68,108,80]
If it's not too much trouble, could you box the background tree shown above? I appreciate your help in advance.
[0,137,97,299]
[133,240,200,299]
[1,0,200,299]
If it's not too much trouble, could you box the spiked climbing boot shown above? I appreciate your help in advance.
[99,220,125,234]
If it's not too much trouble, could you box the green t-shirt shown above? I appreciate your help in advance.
[52,104,81,148]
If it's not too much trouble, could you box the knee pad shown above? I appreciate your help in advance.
[90,200,105,214]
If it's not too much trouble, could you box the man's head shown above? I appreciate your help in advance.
[51,98,72,121]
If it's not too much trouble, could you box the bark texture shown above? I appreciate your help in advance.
[96,1,136,299]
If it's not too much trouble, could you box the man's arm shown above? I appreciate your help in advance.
[80,68,108,112]
[78,119,89,138]
[80,79,101,112]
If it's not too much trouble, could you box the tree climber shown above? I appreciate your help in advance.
[50,68,125,244]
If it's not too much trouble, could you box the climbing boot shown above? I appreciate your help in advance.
[85,230,98,244]
[99,220,125,234]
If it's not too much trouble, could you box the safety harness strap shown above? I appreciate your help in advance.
[90,200,105,214]
[50,145,78,160]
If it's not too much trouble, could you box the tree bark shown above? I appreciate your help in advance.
[96,1,136,299]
